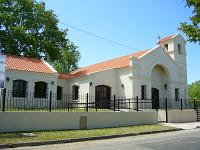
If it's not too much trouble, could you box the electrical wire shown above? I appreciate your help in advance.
[59,22,200,70]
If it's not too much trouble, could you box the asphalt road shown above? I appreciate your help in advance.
[6,128,200,150]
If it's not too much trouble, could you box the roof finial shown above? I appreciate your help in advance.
[157,35,161,44]
[157,35,161,40]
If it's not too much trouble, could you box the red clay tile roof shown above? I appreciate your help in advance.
[159,35,175,43]
[59,50,149,80]
[6,55,55,74]
[58,73,79,79]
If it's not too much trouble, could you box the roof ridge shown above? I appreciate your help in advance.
[159,34,175,43]
[6,54,42,60]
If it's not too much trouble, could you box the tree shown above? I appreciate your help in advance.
[179,0,200,44]
[188,80,200,99]
[51,42,80,73]
[0,0,80,72]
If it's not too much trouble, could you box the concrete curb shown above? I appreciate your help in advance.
[0,128,182,149]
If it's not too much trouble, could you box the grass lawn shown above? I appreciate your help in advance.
[0,124,176,145]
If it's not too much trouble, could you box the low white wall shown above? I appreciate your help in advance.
[168,110,196,123]
[0,112,158,133]
[87,112,157,129]
[158,109,196,123]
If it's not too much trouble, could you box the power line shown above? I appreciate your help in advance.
[6,12,199,70]
[60,22,200,70]
[60,22,135,50]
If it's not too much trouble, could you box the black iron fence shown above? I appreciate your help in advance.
[188,99,200,110]
[0,89,199,112]
[0,90,153,112]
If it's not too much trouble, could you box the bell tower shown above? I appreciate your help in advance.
[158,33,187,99]
[158,34,186,69]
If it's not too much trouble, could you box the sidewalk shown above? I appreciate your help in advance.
[160,122,200,130]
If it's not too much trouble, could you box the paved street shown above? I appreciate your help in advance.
[6,128,200,150]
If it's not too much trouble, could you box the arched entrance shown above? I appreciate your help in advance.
[151,65,169,109]
[95,85,111,109]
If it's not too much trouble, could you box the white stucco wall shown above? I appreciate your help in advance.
[116,67,133,98]
[167,110,196,123]
[87,69,117,96]
[5,69,58,94]
[57,79,69,94]
[0,112,158,132]
[67,69,118,97]
[158,110,196,123]
[131,46,179,100]
[64,67,133,102]
[4,69,58,108]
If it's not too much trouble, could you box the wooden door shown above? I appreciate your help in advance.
[95,85,111,108]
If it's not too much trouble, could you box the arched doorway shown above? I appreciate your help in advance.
[151,65,169,109]
[95,85,111,109]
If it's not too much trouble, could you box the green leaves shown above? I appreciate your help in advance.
[179,22,200,44]
[188,80,200,99]
[50,43,80,73]
[179,0,200,44]
[0,0,80,73]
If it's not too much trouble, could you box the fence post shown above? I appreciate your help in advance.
[194,99,196,110]
[49,91,52,112]
[2,88,6,112]
[118,98,120,111]
[181,99,183,110]
[136,96,139,112]
[165,98,168,123]
[86,93,89,112]
[114,95,116,112]
[68,100,70,112]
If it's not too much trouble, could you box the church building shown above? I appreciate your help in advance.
[3,33,188,109]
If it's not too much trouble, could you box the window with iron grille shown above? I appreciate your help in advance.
[34,81,47,98]
[141,85,147,100]
[57,86,63,100]
[72,85,79,100]
[175,88,179,101]
[13,80,27,97]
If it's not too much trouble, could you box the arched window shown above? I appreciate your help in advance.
[164,44,168,51]
[34,81,47,98]
[72,85,79,100]
[178,44,182,54]
[57,86,63,100]
[175,88,180,101]
[141,85,147,100]
[13,80,27,97]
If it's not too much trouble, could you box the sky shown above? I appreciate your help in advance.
[38,0,200,84]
